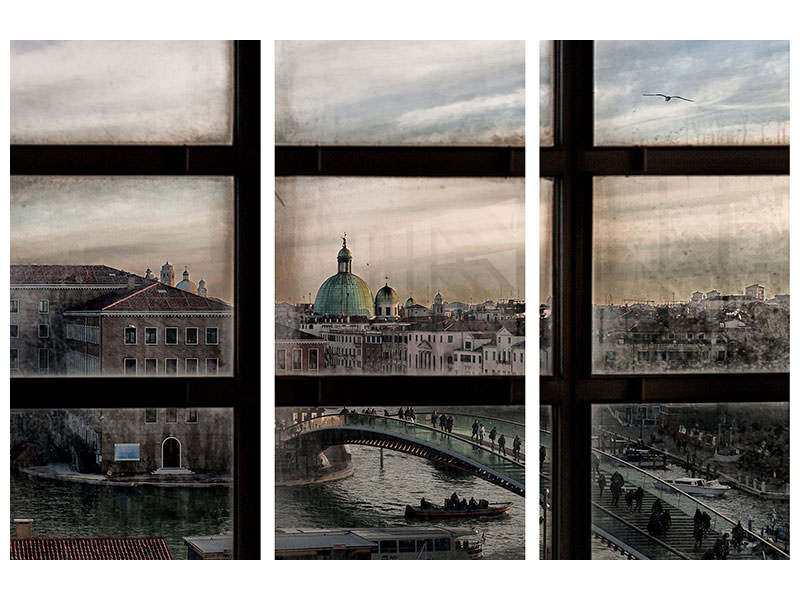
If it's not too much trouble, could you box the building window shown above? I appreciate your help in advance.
[38,299,49,313]
[145,408,157,423]
[11,325,18,338]
[206,327,218,345]
[186,358,199,375]
[11,349,18,370]
[309,348,318,370]
[11,300,19,313]
[165,358,178,375]
[145,358,158,375]
[145,327,157,344]
[38,323,49,338]
[186,408,198,423]
[207,358,219,375]
[277,349,286,370]
[114,443,141,461]
[292,349,302,370]
[124,358,137,376]
[186,327,199,345]
[124,326,137,345]
[38,348,49,372]
[166,408,177,423]
[165,327,178,345]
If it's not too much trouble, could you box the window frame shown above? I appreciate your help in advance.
[145,327,158,345]
[540,41,789,559]
[10,41,260,559]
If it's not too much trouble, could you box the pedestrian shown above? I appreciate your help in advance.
[447,415,454,433]
[439,413,446,430]
[498,434,506,455]
[540,445,547,466]
[634,486,644,512]
[472,420,479,440]
[479,424,485,445]
[591,453,600,477]
[513,435,522,461]
[598,473,606,497]
[702,511,711,534]
[489,426,497,450]
[625,489,634,511]
[431,411,438,429]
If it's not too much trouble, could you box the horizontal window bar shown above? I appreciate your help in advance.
[541,146,788,176]
[277,146,525,177]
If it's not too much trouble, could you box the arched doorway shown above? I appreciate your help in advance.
[162,437,181,469]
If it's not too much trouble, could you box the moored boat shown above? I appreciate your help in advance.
[405,500,512,519]
[665,477,730,497]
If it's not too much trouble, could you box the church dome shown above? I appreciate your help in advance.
[405,297,415,308]
[175,265,198,295]
[313,238,374,317]
[375,284,399,305]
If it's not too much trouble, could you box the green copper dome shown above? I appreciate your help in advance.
[375,284,399,305]
[313,238,374,317]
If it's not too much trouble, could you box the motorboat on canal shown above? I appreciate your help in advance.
[621,446,667,469]
[665,477,731,497]
[405,499,512,519]
[275,526,484,559]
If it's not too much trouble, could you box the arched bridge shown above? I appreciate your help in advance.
[539,430,788,559]
[279,413,525,496]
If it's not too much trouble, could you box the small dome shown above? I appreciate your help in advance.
[405,297,415,308]
[376,284,399,305]
[337,246,353,260]
[175,266,198,294]
[434,292,442,303]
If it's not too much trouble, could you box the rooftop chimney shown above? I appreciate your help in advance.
[14,518,33,539]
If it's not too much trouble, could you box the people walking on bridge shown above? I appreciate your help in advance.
[731,521,745,552]
[693,509,705,550]
[489,426,497,450]
[447,415,454,433]
[591,453,599,477]
[624,489,634,511]
[440,413,447,431]
[701,511,711,535]
[634,486,644,512]
[472,420,479,440]
[598,473,606,497]
[478,423,485,445]
[651,498,663,516]
[513,435,522,461]
[498,434,506,455]
[431,411,438,429]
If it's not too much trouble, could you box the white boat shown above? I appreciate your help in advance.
[712,449,741,464]
[665,477,730,498]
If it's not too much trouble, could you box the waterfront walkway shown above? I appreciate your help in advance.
[18,463,232,488]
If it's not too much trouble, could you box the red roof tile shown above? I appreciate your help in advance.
[10,537,172,560]
[10,265,147,285]
[66,282,232,312]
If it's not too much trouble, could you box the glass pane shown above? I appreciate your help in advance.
[10,408,233,560]
[595,41,789,146]
[540,178,553,375]
[11,41,233,145]
[593,176,788,374]
[591,403,789,560]
[276,177,524,375]
[276,405,524,559]
[276,41,524,145]
[10,176,234,377]
[540,405,553,559]
[540,41,554,146]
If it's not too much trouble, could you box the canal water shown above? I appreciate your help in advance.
[276,444,525,559]
[10,470,232,560]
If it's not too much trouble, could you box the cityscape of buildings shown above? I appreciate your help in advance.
[10,262,232,377]
[540,282,789,374]
[276,237,525,375]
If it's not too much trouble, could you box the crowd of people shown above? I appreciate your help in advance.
[468,419,523,460]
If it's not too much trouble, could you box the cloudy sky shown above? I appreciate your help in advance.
[11,177,235,304]
[276,40,524,145]
[594,40,789,145]
[276,177,524,306]
[593,176,789,305]
[10,41,232,144]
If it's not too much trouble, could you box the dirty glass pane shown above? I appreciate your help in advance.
[540,40,554,146]
[10,176,234,377]
[276,404,524,559]
[540,178,553,375]
[595,41,789,146]
[10,408,233,560]
[275,177,524,375]
[590,403,789,560]
[540,405,553,559]
[11,41,233,145]
[592,176,788,374]
[276,41,525,145]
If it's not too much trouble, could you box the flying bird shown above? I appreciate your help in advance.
[643,93,694,102]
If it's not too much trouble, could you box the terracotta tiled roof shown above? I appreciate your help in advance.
[10,265,145,285]
[66,282,231,312]
[10,537,172,560]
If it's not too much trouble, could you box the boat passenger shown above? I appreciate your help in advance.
[468,497,478,510]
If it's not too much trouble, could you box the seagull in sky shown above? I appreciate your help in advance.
[643,93,694,102]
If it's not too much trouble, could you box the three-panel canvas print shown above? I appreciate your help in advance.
[8,39,789,563]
